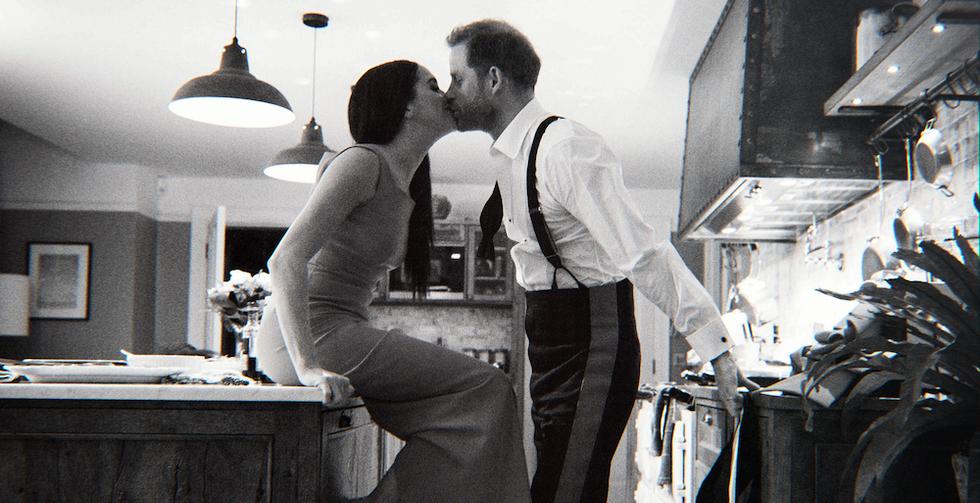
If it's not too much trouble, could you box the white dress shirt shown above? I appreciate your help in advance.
[489,99,733,362]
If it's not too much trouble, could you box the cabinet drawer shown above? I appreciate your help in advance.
[323,405,373,434]
[692,401,731,497]
[695,404,727,452]
[321,406,382,500]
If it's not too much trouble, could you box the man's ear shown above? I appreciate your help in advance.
[487,66,504,94]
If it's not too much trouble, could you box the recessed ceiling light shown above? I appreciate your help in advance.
[887,65,900,73]
[851,98,863,105]
[933,24,946,33]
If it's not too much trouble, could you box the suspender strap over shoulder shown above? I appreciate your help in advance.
[526,116,586,290]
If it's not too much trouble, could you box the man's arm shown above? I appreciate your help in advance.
[549,132,756,412]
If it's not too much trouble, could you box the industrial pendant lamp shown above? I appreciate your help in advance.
[264,13,336,183]
[169,1,295,128]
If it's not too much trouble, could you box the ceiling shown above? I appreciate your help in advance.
[0,0,726,189]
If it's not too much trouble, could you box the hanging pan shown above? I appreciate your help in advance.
[914,120,955,196]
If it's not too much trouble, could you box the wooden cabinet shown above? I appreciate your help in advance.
[692,396,731,494]
[752,392,965,503]
[0,395,384,503]
[751,393,891,503]
[321,405,383,501]
[679,388,895,503]
[381,222,514,304]
[467,225,514,302]
[675,389,962,503]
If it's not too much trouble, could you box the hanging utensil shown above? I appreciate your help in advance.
[861,247,885,282]
[915,119,955,196]
[893,217,913,250]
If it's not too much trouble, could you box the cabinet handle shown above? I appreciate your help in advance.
[703,412,713,426]
[338,413,352,428]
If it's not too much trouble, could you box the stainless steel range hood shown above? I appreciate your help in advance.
[678,0,909,242]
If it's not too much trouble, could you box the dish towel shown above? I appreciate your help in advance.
[696,393,762,503]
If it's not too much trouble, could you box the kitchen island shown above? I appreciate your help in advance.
[0,383,383,502]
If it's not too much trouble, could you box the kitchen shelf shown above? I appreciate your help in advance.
[378,222,515,304]
[825,0,980,116]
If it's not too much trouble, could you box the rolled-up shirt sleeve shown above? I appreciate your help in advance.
[549,134,734,362]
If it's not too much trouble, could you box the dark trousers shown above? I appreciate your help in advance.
[525,279,641,503]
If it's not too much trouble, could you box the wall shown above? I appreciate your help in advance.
[370,304,514,352]
[1,121,159,359]
[750,100,979,356]
[154,220,191,351]
[0,210,158,359]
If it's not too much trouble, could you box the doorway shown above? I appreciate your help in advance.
[220,226,286,356]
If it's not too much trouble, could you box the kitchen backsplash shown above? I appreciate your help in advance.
[368,303,516,367]
[751,100,979,355]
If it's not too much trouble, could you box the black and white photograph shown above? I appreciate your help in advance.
[1,1,977,502]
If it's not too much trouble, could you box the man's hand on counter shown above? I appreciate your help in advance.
[711,351,762,416]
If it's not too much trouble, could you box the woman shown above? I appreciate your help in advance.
[267,60,531,503]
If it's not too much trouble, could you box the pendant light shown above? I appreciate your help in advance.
[264,13,336,183]
[169,1,295,128]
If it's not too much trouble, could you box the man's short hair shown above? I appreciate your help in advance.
[447,19,541,91]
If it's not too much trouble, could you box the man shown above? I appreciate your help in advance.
[445,19,756,503]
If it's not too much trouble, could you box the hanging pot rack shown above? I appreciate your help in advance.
[869,56,979,147]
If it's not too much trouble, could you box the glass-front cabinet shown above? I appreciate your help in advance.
[381,222,514,304]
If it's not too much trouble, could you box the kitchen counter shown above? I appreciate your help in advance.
[657,383,956,503]
[0,382,380,502]
[0,381,351,404]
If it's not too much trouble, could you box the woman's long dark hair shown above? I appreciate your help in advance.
[347,60,433,298]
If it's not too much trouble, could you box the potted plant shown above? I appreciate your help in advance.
[801,232,978,503]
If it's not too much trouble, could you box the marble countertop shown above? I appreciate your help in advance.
[0,382,363,406]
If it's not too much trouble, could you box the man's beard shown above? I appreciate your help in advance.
[453,101,496,133]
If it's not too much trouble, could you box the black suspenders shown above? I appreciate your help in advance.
[527,116,586,290]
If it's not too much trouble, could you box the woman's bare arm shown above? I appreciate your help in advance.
[267,147,380,402]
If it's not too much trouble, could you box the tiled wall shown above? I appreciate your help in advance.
[368,303,517,364]
[752,100,979,355]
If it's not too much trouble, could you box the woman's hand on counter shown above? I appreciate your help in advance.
[298,366,356,405]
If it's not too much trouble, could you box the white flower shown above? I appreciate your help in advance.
[228,269,252,286]
[252,271,273,293]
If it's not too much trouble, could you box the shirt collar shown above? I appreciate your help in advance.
[490,98,548,160]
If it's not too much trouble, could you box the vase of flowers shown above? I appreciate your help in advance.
[207,270,273,377]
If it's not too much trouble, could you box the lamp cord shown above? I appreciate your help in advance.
[311,27,318,120]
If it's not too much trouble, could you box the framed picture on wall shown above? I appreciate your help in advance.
[27,243,91,320]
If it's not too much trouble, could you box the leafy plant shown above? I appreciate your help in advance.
[801,232,979,503]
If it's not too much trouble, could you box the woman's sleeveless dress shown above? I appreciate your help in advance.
[300,145,530,502]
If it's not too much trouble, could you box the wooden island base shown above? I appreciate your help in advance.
[0,383,385,503]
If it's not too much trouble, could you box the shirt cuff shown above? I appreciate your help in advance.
[684,318,735,363]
